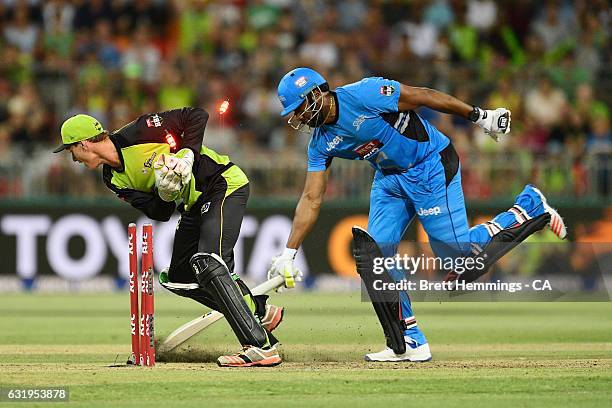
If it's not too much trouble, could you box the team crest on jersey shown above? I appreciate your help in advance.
[201,202,211,214]
[354,140,383,160]
[353,115,366,131]
[142,152,157,173]
[146,114,163,127]
[380,85,395,96]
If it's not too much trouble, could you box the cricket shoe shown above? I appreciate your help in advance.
[261,304,284,332]
[217,345,282,367]
[365,339,432,362]
[529,186,567,239]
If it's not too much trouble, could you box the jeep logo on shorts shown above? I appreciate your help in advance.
[418,206,442,217]
[354,140,383,159]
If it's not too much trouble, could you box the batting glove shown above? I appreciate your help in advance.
[470,106,511,141]
[267,247,303,290]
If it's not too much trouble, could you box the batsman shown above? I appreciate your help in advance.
[53,108,284,367]
[268,68,567,362]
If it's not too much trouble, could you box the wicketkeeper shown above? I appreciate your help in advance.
[268,67,567,362]
[53,109,284,367]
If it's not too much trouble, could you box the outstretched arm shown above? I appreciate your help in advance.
[398,85,474,118]
[397,84,511,137]
[267,168,330,287]
[286,168,330,249]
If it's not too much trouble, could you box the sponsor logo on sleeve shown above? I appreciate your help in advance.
[354,140,383,159]
[380,85,395,96]
[146,114,163,128]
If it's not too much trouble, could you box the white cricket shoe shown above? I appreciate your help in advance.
[365,342,432,362]
[531,186,567,239]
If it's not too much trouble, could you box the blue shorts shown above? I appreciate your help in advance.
[368,142,470,259]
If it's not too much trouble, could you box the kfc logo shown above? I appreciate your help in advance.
[354,140,383,159]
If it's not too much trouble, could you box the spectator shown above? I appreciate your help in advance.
[397,3,439,59]
[247,0,281,31]
[41,0,74,58]
[0,0,607,200]
[92,20,121,69]
[177,0,211,55]
[337,0,368,32]
[42,0,74,34]
[73,0,113,31]
[488,76,522,122]
[531,1,573,52]
[466,0,497,33]
[299,26,339,69]
[587,113,611,155]
[424,0,454,30]
[3,4,39,54]
[525,75,568,129]
[157,65,194,111]
[448,4,479,62]
[121,23,161,84]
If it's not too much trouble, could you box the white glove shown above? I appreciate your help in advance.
[267,247,303,290]
[172,148,195,186]
[154,154,183,202]
[471,107,511,141]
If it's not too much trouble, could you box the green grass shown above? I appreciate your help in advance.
[0,292,611,407]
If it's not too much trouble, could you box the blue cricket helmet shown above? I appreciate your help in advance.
[277,67,327,116]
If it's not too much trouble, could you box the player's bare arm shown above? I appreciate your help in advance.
[287,168,330,249]
[267,168,330,287]
[398,83,512,139]
[398,84,474,116]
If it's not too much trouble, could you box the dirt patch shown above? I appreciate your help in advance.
[2,359,611,374]
[0,344,127,354]
[155,358,612,371]
[154,342,612,364]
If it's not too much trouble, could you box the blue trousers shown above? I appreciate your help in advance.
[367,144,545,346]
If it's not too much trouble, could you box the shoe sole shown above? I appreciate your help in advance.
[364,355,432,363]
[217,356,282,367]
[530,186,567,239]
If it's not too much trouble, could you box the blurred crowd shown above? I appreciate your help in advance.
[0,0,610,199]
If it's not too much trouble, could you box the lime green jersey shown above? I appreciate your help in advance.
[103,107,248,221]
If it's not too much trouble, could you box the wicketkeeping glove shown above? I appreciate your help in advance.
[470,106,511,141]
[172,148,195,186]
[267,247,303,290]
[154,154,183,202]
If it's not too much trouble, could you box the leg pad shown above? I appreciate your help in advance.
[191,252,268,347]
[353,227,406,355]
[450,213,551,284]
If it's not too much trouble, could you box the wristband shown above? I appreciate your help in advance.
[468,106,482,122]
[282,247,298,259]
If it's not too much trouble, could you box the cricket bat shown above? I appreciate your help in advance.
[159,275,285,352]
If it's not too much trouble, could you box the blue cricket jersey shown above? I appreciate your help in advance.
[307,77,450,174]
